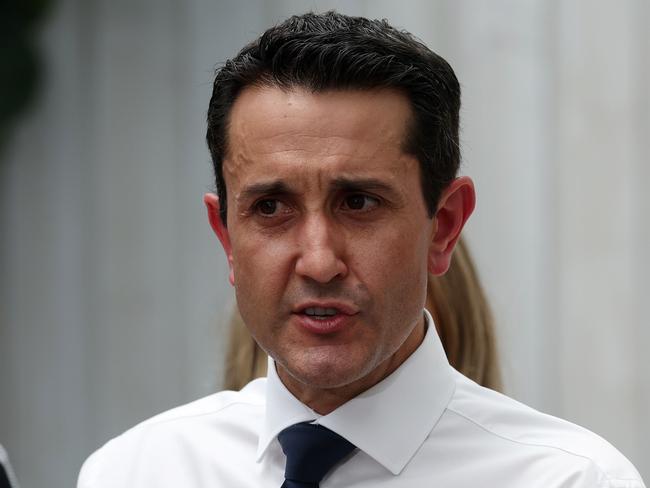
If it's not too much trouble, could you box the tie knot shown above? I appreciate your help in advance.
[278,422,356,486]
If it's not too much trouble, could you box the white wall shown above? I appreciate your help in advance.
[1,1,648,486]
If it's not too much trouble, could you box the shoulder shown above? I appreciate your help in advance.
[445,371,644,488]
[138,377,266,427]
[77,378,266,488]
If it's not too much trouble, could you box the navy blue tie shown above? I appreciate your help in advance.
[277,422,356,487]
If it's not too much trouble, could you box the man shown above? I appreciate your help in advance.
[78,11,645,488]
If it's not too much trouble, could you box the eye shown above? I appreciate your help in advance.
[253,198,289,217]
[341,194,380,212]
[257,199,277,215]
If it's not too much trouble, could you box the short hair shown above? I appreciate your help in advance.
[206,11,461,225]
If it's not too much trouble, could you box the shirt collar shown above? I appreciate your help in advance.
[256,309,455,475]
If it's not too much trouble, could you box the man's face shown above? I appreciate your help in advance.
[213,86,438,393]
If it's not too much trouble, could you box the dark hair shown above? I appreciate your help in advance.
[206,11,461,225]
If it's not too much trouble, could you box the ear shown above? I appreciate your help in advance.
[203,193,235,286]
[428,176,476,276]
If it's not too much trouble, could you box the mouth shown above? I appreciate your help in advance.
[293,301,359,316]
[302,306,341,319]
[292,302,359,334]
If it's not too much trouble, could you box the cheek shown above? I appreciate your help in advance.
[230,234,295,296]
[353,226,429,307]
[352,222,429,273]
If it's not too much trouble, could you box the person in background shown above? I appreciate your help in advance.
[0,444,20,488]
[224,237,502,392]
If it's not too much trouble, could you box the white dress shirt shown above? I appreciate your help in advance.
[78,310,645,487]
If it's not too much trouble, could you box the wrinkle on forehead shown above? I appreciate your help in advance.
[223,86,419,196]
[229,86,411,146]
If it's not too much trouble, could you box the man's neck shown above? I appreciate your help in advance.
[276,320,426,415]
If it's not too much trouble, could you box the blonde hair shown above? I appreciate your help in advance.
[223,237,501,391]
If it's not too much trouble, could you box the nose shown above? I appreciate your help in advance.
[294,214,348,283]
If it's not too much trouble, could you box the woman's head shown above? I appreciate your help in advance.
[426,238,500,390]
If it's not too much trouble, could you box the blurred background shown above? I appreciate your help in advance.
[1,0,648,486]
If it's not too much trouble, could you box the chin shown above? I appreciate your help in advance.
[282,350,376,390]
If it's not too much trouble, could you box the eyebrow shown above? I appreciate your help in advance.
[236,176,401,203]
[237,181,294,202]
[329,177,398,196]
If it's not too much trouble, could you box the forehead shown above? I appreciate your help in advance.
[223,85,417,187]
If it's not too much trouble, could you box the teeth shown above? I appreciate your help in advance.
[304,307,338,316]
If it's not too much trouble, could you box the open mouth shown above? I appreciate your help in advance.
[293,304,357,334]
[302,307,339,319]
